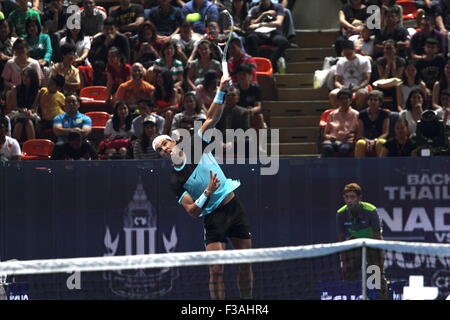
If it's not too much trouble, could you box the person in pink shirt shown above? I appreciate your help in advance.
[321,88,360,157]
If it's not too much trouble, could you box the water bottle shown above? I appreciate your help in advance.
[277,57,286,74]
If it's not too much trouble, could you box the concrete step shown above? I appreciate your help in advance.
[271,142,318,155]
[274,73,313,88]
[264,100,329,116]
[279,127,319,143]
[295,30,339,48]
[276,88,329,101]
[286,48,335,62]
[270,115,320,127]
[286,61,322,73]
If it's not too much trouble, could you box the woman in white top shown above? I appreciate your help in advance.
[396,59,427,112]
[103,100,135,158]
[400,88,425,136]
[60,27,92,86]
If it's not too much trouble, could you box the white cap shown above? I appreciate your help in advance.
[152,134,174,152]
[143,114,157,125]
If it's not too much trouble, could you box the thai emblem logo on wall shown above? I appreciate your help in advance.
[103,177,179,298]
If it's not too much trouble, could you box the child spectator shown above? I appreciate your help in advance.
[35,74,65,137]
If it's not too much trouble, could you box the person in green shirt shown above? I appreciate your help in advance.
[24,17,52,69]
[336,183,388,299]
[7,0,41,38]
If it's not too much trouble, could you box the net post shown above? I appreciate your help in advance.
[361,241,367,300]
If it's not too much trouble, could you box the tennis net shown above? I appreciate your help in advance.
[1,239,449,300]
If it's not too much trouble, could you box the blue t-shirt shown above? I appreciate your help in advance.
[171,129,240,217]
[181,0,219,34]
[53,112,92,143]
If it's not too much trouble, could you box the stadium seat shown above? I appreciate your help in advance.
[318,108,336,148]
[85,111,111,149]
[397,0,417,21]
[85,111,111,131]
[254,57,273,76]
[21,139,55,160]
[80,86,111,113]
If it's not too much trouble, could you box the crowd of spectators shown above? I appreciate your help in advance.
[0,0,297,160]
[322,0,450,158]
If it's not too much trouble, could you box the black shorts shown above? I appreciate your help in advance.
[203,196,251,245]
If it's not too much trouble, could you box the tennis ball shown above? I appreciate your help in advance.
[186,13,201,23]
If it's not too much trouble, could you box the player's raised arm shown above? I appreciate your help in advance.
[180,171,221,218]
[200,75,232,136]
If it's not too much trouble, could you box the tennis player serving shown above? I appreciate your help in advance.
[153,75,253,300]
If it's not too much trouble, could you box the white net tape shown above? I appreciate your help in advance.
[1,239,450,276]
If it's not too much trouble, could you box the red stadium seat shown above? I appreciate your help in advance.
[254,57,273,76]
[319,108,336,129]
[85,111,111,131]
[397,0,417,20]
[21,139,55,160]
[80,86,111,112]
